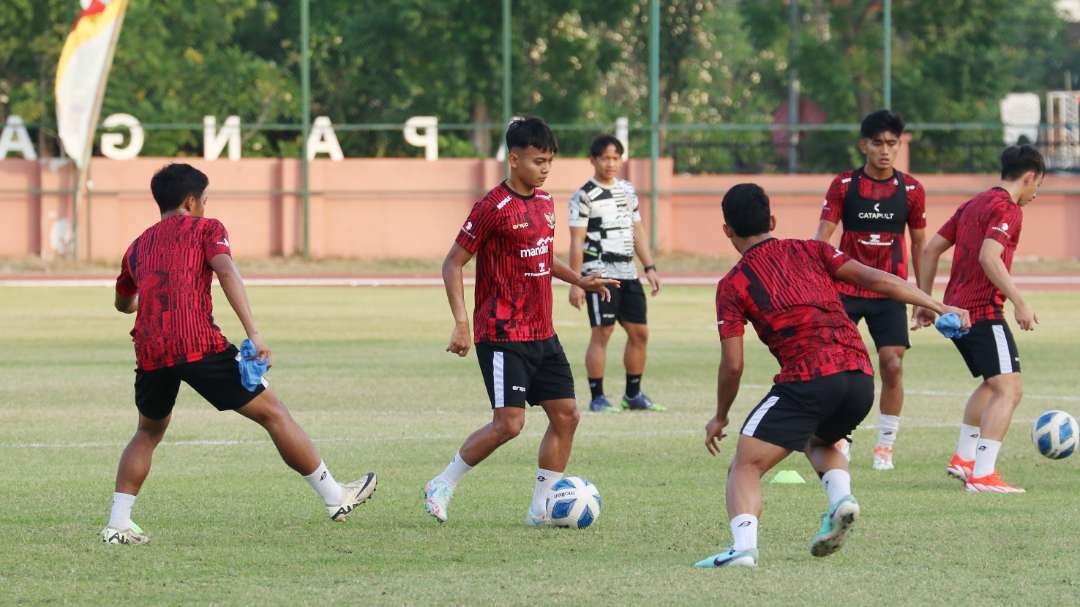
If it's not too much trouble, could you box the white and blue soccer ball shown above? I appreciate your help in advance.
[545,476,601,529]
[1031,410,1078,460]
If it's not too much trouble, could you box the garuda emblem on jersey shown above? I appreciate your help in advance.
[545,212,556,229]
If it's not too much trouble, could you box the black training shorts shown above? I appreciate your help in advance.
[475,335,575,408]
[134,345,266,420]
[841,294,910,350]
[585,278,647,327]
[951,320,1021,379]
[740,371,874,452]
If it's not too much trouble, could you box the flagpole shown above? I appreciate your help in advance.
[70,2,127,260]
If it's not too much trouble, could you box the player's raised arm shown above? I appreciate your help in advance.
[552,256,619,301]
[833,257,969,330]
[979,239,1037,330]
[442,243,474,356]
[209,253,270,365]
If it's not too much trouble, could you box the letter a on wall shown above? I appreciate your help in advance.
[0,116,37,160]
[307,116,344,161]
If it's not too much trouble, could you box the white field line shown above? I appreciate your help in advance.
[3,276,1080,288]
[0,418,1042,450]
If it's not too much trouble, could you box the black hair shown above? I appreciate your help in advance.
[860,109,905,139]
[1000,144,1045,180]
[506,117,558,154]
[721,183,771,238]
[589,134,624,158]
[150,163,209,213]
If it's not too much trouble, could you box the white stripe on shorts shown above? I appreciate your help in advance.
[493,351,505,408]
[742,395,780,437]
[992,324,1013,374]
[592,292,601,325]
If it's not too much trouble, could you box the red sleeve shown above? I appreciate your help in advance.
[809,239,849,277]
[984,203,1022,246]
[907,180,927,229]
[715,280,746,339]
[455,199,498,254]
[819,176,845,224]
[203,219,232,260]
[937,206,961,243]
[115,246,136,297]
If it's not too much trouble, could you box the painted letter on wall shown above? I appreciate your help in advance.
[307,116,344,161]
[204,115,242,161]
[404,116,439,161]
[99,113,144,160]
[0,115,37,160]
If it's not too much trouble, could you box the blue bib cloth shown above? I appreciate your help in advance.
[238,338,269,392]
[935,312,969,339]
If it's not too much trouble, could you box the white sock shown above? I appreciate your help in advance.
[956,423,981,460]
[303,461,344,506]
[821,469,852,508]
[108,492,137,530]
[877,414,900,448]
[973,438,1002,478]
[434,452,473,488]
[530,468,563,516]
[434,449,473,486]
[730,513,758,551]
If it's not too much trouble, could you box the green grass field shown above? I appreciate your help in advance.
[2,285,1079,605]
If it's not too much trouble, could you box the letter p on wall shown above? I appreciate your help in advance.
[403,116,439,161]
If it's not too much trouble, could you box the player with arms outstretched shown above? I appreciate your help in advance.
[695,184,966,568]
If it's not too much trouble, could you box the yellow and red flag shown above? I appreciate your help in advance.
[55,0,128,168]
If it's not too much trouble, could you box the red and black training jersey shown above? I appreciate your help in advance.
[115,215,232,370]
[455,182,556,343]
[716,238,873,384]
[938,187,1023,323]
[821,169,927,299]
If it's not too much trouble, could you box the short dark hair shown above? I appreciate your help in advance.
[150,163,209,213]
[1000,144,1045,180]
[722,183,771,238]
[506,117,558,154]
[589,134,624,158]
[860,109,905,139]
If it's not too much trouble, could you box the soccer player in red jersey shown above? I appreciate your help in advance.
[815,110,928,471]
[425,117,616,526]
[102,164,376,545]
[914,145,1045,494]
[695,184,966,568]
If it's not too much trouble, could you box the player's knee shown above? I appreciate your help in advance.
[627,325,649,346]
[252,399,291,429]
[879,355,903,384]
[559,407,581,431]
[730,452,769,476]
[138,426,167,445]
[592,326,615,345]
[989,377,1023,406]
[493,415,525,441]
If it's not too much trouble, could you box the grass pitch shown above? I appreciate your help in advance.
[1,285,1078,605]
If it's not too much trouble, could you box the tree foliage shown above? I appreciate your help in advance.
[0,0,1075,170]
